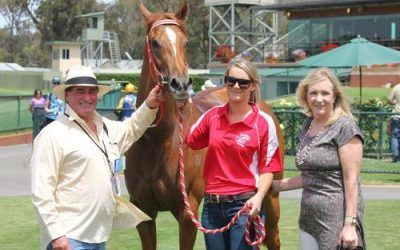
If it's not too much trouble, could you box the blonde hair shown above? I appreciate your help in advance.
[224,59,261,104]
[296,67,354,125]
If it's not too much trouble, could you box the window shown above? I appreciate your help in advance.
[62,49,70,60]
[52,49,59,60]
[88,17,98,29]
[92,17,98,29]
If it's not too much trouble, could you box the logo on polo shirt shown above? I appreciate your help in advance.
[236,133,250,147]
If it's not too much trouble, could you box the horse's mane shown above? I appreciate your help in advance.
[144,13,187,36]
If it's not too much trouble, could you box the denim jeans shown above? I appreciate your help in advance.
[390,117,400,159]
[46,238,106,250]
[201,197,264,250]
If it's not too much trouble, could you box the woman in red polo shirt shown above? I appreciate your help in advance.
[187,60,283,250]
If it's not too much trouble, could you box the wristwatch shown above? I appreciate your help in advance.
[344,216,357,226]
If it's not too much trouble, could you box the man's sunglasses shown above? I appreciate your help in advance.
[53,82,61,85]
[224,76,252,89]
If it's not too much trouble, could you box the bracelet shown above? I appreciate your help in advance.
[344,216,357,226]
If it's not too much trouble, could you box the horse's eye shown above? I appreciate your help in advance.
[151,39,161,49]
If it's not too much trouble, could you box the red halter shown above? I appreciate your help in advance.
[146,19,181,127]
[145,19,181,88]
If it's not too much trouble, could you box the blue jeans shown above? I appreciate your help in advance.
[201,197,264,250]
[47,238,106,250]
[390,118,400,159]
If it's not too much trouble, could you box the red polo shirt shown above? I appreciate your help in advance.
[187,103,282,195]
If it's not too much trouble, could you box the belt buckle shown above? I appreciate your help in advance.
[215,194,220,203]
[209,194,220,203]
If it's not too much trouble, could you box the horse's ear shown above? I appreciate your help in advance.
[175,1,188,20]
[139,3,152,19]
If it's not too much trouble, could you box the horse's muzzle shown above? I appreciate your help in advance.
[169,77,192,101]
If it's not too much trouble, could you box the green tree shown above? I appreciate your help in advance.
[105,0,208,68]
[185,0,208,68]
[105,0,145,60]
[0,0,29,62]
[34,0,98,43]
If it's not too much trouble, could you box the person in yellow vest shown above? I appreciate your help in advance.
[116,83,137,121]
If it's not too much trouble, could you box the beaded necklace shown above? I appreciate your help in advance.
[296,120,327,166]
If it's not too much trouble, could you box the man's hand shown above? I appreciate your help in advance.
[51,236,71,250]
[145,86,167,109]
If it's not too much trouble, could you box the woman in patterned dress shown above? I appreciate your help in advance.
[272,68,366,249]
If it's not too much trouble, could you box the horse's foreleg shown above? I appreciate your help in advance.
[137,219,157,250]
[263,192,281,250]
[172,194,200,250]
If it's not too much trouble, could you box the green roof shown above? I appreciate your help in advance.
[207,67,351,77]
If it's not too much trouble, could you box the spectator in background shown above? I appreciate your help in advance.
[116,83,137,121]
[41,77,65,129]
[201,79,216,91]
[388,82,400,162]
[29,89,46,141]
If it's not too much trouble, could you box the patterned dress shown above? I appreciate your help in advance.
[296,116,366,249]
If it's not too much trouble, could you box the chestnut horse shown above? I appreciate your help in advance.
[124,2,284,249]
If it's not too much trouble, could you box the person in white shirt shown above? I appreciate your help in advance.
[30,66,165,250]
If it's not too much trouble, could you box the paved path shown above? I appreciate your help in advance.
[2,144,400,199]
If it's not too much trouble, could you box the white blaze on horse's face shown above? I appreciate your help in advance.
[165,27,177,58]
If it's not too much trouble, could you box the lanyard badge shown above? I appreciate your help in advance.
[111,156,125,196]
[111,175,121,196]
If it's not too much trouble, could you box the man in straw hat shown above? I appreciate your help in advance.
[30,66,165,250]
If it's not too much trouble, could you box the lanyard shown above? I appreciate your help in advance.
[73,120,114,176]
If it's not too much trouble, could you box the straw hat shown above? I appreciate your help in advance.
[53,66,112,99]
[201,80,216,91]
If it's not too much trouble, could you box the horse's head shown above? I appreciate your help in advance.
[140,2,191,102]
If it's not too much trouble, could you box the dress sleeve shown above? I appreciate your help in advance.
[335,116,364,147]
[186,112,211,150]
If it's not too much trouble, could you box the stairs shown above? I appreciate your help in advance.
[103,31,121,65]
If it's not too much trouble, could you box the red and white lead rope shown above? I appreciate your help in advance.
[177,108,266,248]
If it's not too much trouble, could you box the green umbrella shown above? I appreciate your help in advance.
[299,36,400,103]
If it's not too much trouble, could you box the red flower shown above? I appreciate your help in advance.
[214,46,236,61]
[322,43,339,52]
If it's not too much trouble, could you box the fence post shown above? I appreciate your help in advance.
[378,113,384,160]
[17,95,21,128]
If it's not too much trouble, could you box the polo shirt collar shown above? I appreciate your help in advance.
[219,103,259,128]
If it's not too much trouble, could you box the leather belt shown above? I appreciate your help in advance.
[205,191,256,203]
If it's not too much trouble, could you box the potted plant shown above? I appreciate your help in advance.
[214,46,237,63]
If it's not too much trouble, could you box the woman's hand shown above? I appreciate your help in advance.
[270,180,282,193]
[246,194,263,219]
[338,225,358,249]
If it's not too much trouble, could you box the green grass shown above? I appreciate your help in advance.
[0,88,34,96]
[0,196,399,249]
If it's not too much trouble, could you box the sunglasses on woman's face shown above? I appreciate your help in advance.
[224,76,252,89]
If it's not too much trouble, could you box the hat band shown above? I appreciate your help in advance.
[66,76,97,85]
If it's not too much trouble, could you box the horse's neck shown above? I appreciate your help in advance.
[137,52,152,107]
